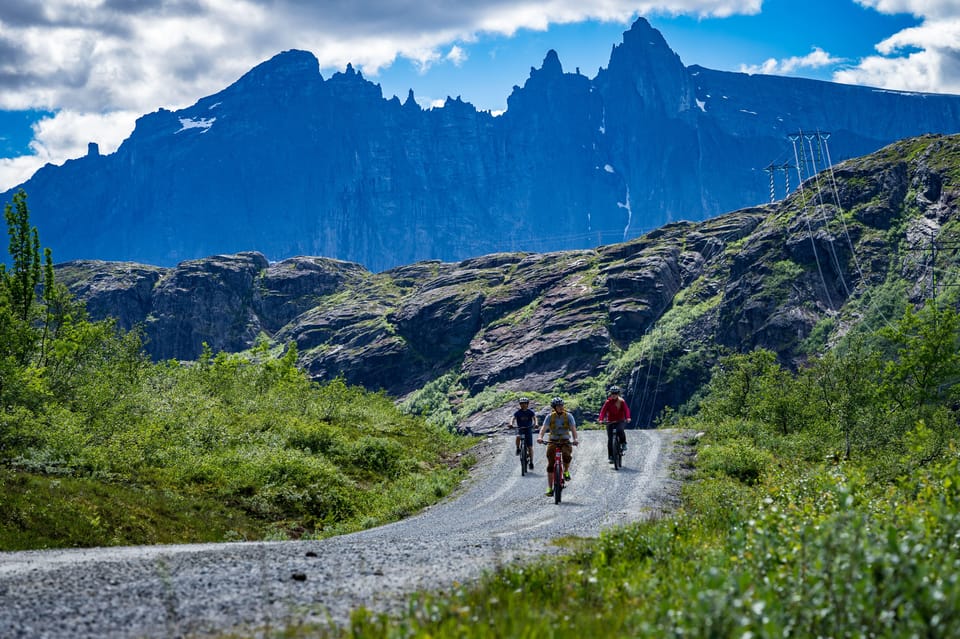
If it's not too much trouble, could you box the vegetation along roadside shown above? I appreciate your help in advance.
[286,299,960,638]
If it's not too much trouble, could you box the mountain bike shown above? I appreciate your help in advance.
[542,440,577,504]
[602,420,625,470]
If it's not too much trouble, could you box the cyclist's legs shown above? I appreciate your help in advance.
[521,430,534,461]
[606,422,615,458]
[546,442,558,486]
[615,421,626,448]
[561,442,573,472]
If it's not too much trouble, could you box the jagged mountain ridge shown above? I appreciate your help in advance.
[10,17,960,272]
[57,134,960,430]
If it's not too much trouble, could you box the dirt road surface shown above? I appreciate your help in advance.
[0,428,684,638]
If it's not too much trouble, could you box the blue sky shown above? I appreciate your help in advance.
[369,2,923,113]
[0,0,954,191]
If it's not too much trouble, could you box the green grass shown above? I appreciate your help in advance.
[274,436,960,639]
[0,468,263,549]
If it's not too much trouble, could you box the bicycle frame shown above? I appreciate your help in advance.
[519,436,529,476]
[540,440,567,504]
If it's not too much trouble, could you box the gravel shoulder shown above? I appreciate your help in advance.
[0,428,685,638]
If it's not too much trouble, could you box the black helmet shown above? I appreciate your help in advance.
[518,397,529,404]
[550,396,564,408]
[608,385,621,394]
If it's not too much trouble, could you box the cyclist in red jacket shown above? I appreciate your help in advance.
[599,385,630,463]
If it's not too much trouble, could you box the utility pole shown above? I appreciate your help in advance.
[763,163,777,203]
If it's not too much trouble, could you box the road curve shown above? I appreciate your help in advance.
[0,428,683,638]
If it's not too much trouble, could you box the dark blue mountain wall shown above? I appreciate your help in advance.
[7,18,960,271]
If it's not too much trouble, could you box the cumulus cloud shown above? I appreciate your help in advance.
[446,45,468,66]
[854,0,955,20]
[837,1,960,94]
[740,47,844,76]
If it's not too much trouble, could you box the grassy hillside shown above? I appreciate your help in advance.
[0,353,474,549]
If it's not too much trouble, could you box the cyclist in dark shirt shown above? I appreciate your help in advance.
[511,397,538,470]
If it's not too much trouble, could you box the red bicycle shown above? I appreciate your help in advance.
[541,439,578,504]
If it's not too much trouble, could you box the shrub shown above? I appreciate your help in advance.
[696,439,771,485]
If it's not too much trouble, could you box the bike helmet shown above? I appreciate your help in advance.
[550,396,564,408]
[608,385,621,394]
[518,397,530,404]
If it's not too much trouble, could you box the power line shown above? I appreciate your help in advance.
[789,131,835,310]
[806,132,851,299]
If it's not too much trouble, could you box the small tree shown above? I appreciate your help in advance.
[809,336,883,459]
[702,349,781,421]
[3,189,42,324]
[1,190,44,411]
[880,302,960,415]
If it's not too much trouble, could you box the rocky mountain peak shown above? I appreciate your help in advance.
[232,49,322,90]
[598,15,694,115]
[9,17,960,272]
[403,88,420,110]
[327,62,383,101]
[540,49,564,76]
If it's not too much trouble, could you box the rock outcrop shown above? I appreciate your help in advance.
[58,134,960,431]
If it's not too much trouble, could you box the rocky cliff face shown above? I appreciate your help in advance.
[11,19,960,273]
[57,134,960,432]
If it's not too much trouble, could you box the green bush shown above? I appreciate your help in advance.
[350,436,408,476]
[695,439,772,485]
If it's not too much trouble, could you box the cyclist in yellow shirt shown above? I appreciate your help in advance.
[536,397,579,497]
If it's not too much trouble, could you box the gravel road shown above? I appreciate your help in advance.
[0,428,684,638]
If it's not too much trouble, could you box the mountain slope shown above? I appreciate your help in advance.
[11,18,960,272]
[57,133,960,429]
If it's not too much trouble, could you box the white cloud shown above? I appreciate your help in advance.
[740,46,844,76]
[0,156,47,195]
[838,3,960,94]
[854,0,956,19]
[447,45,468,66]
[0,110,140,193]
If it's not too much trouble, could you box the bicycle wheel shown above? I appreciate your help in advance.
[520,441,527,476]
[554,463,563,504]
[613,439,622,470]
